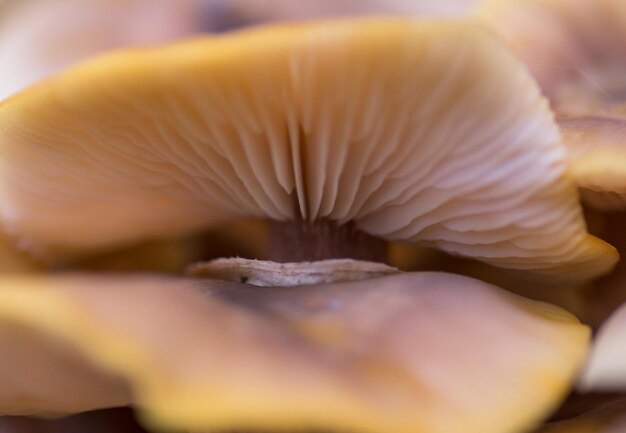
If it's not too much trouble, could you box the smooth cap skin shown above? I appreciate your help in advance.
[579,300,626,392]
[0,272,589,433]
[560,114,626,211]
[477,0,626,117]
[0,18,616,279]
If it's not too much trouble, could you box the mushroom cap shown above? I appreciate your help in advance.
[0,18,616,278]
[560,114,626,211]
[0,272,589,433]
[0,321,130,416]
[477,0,626,116]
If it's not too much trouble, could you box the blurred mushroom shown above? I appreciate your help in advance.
[448,106,626,320]
[0,272,590,433]
[0,17,614,433]
[477,0,626,117]
[476,0,626,211]
[477,0,626,326]
[0,0,475,274]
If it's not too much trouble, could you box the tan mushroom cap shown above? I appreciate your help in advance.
[579,300,626,392]
[0,18,615,278]
[0,322,130,416]
[559,114,626,211]
[0,272,589,433]
[477,0,626,117]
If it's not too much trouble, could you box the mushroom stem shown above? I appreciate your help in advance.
[267,219,388,263]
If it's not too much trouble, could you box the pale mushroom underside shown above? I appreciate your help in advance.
[0,18,615,279]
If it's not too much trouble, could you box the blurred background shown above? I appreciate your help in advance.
[0,0,476,100]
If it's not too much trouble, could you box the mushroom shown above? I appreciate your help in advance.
[477,0,626,211]
[0,17,615,432]
[523,111,626,326]
[476,0,626,211]
[0,272,590,433]
[479,0,626,206]
[0,231,39,273]
[476,0,626,325]
[0,0,202,101]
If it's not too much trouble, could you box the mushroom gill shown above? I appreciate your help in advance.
[0,18,616,280]
[475,1,626,329]
[536,115,626,326]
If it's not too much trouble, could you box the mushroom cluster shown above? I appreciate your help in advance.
[0,6,624,433]
[476,0,626,431]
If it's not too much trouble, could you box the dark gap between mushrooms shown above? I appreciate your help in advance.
[267,219,387,264]
[0,407,149,433]
[260,121,387,265]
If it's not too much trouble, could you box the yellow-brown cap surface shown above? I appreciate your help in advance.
[0,272,589,433]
